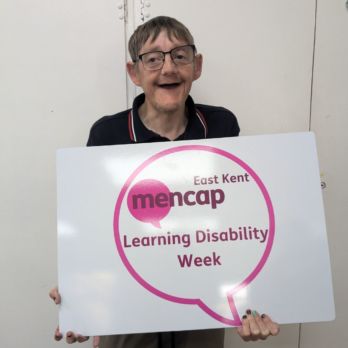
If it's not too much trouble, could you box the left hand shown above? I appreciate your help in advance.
[237,310,280,341]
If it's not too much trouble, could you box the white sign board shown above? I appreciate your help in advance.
[57,132,335,336]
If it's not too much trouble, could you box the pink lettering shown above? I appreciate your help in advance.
[177,252,222,268]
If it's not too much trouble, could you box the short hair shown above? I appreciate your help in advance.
[128,16,195,62]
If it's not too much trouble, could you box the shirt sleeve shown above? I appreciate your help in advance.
[225,110,240,137]
[86,121,104,147]
[86,127,97,147]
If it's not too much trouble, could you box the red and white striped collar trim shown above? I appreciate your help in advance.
[128,108,208,142]
[195,108,208,138]
[128,109,137,142]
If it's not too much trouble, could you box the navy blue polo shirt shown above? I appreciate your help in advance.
[87,93,239,146]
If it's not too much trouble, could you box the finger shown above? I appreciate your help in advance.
[254,313,270,339]
[54,326,63,341]
[93,336,100,348]
[247,310,261,337]
[237,315,251,341]
[66,331,77,344]
[76,335,89,343]
[49,287,61,304]
[261,314,280,336]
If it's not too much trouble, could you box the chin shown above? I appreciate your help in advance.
[156,97,186,113]
[158,103,183,114]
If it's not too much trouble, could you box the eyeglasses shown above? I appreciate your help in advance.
[135,44,196,71]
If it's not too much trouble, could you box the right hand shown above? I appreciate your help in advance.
[49,287,100,347]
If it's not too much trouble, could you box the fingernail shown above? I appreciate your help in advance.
[246,309,251,315]
[242,315,247,319]
[252,310,258,317]
[261,314,266,318]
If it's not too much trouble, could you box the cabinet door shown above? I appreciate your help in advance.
[301,1,348,346]
[132,0,316,135]
[0,1,127,347]
[130,1,317,347]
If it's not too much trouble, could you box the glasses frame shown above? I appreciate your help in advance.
[134,44,197,71]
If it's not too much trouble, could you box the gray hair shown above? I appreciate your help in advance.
[128,16,195,61]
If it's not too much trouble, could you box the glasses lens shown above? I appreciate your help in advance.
[172,46,194,65]
[140,45,195,70]
[142,52,164,70]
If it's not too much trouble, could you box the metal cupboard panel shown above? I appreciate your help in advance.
[133,0,316,135]
[301,0,348,346]
[0,1,128,347]
[130,1,317,347]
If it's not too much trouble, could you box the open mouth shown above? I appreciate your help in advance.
[158,82,181,89]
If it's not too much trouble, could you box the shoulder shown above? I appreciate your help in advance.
[87,109,132,146]
[195,103,240,138]
[196,103,238,121]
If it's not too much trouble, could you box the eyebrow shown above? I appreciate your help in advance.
[140,43,188,55]
[141,46,162,53]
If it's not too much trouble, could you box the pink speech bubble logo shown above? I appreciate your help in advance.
[127,179,171,228]
[114,145,275,326]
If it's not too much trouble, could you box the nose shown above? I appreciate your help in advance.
[161,53,177,73]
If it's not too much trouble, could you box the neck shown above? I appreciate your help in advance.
[138,103,187,141]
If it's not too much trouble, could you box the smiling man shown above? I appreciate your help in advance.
[50,16,279,348]
[85,16,240,147]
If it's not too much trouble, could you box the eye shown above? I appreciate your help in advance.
[148,57,160,63]
[172,46,193,63]
[174,53,186,60]
[173,50,188,59]
[143,53,163,64]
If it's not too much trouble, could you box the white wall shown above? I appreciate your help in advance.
[0,0,346,347]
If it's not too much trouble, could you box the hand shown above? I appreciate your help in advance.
[49,287,100,347]
[237,309,280,341]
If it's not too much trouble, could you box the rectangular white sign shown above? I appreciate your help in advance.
[57,132,335,336]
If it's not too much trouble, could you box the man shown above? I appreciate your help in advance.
[50,16,279,347]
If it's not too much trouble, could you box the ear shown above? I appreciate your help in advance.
[193,54,203,81]
[126,61,141,86]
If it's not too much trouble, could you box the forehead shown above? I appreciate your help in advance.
[140,30,188,53]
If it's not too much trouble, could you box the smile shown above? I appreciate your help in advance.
[157,82,181,89]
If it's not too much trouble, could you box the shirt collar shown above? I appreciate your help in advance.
[128,93,207,143]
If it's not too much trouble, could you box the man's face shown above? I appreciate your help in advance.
[127,31,202,115]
